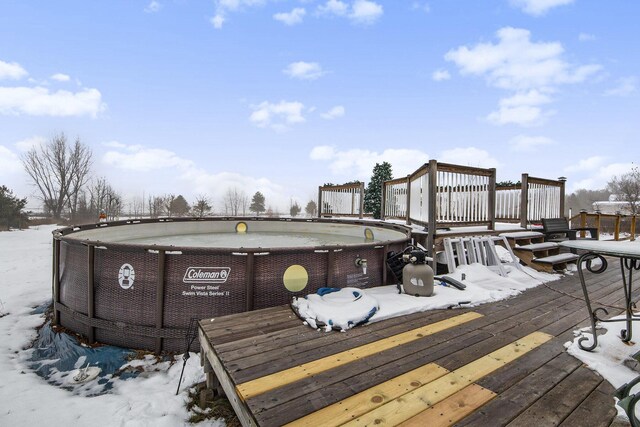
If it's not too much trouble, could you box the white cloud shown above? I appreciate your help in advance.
[283,62,325,80]
[15,136,46,152]
[273,8,306,25]
[317,0,349,16]
[578,32,596,42]
[510,0,574,16]
[509,135,554,151]
[411,2,430,13]
[487,90,553,126]
[564,156,608,173]
[211,14,225,29]
[567,162,635,192]
[317,0,383,25]
[446,27,600,127]
[102,142,295,211]
[103,145,194,172]
[438,147,500,169]
[320,105,345,120]
[310,146,429,180]
[211,0,266,28]
[0,145,22,175]
[50,73,71,82]
[0,86,104,117]
[432,69,450,82]
[310,145,336,160]
[249,100,306,131]
[350,0,383,25]
[446,28,600,91]
[0,60,28,80]
[144,1,161,13]
[604,77,637,97]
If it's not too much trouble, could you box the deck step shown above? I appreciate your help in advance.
[515,242,559,252]
[533,253,579,264]
[499,231,545,239]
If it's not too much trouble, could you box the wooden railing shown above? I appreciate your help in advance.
[382,176,409,220]
[523,175,564,227]
[495,184,521,222]
[570,211,638,241]
[318,182,365,218]
[382,160,496,228]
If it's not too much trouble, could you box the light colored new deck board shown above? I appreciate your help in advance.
[235,311,483,400]
[341,331,552,427]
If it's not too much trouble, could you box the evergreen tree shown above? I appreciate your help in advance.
[305,200,317,217]
[364,162,393,219]
[169,195,190,216]
[0,186,28,230]
[250,191,266,215]
[290,201,301,217]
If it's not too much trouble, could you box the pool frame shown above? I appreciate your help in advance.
[52,217,411,352]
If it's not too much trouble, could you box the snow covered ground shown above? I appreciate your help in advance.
[0,226,222,426]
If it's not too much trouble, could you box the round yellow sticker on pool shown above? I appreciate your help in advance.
[283,265,309,292]
[235,222,247,233]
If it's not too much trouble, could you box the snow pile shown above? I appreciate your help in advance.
[0,226,221,426]
[566,318,640,423]
[292,287,379,331]
[294,263,557,331]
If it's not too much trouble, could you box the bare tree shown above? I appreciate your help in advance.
[130,196,145,218]
[148,195,166,218]
[22,133,93,220]
[223,187,246,216]
[608,167,640,215]
[192,195,212,217]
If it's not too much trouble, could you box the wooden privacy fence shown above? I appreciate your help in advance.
[318,182,365,218]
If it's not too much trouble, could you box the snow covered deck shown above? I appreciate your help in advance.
[198,266,628,426]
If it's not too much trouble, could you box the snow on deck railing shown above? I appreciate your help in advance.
[318,182,365,218]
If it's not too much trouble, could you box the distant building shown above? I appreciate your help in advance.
[592,195,637,214]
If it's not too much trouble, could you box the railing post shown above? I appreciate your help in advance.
[488,168,496,230]
[317,186,323,218]
[406,175,412,225]
[631,215,637,241]
[359,182,365,219]
[614,215,621,241]
[427,160,438,271]
[381,181,387,221]
[520,174,529,228]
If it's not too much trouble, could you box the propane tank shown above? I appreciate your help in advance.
[401,250,434,297]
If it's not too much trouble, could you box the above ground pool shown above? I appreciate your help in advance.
[53,217,411,352]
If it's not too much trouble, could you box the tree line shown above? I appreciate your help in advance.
[4,132,639,229]
[12,133,319,224]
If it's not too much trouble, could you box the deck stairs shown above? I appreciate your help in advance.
[443,236,523,276]
[499,231,579,273]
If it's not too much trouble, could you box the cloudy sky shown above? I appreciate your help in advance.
[1,0,638,212]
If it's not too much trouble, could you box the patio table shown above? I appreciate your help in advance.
[560,240,640,351]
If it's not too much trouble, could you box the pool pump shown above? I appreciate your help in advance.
[401,249,434,297]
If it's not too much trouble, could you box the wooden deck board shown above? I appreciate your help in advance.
[198,262,634,427]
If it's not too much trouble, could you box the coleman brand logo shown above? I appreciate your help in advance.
[183,267,231,283]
